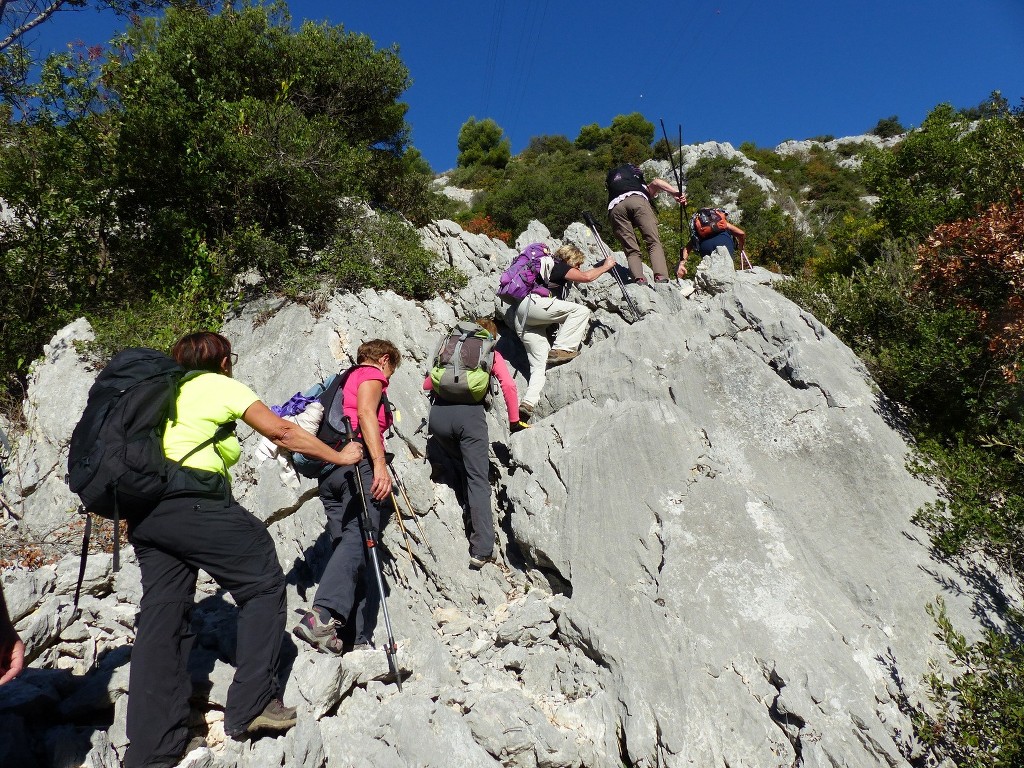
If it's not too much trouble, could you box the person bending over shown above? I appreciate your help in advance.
[503,243,616,421]
[606,162,686,284]
[124,332,363,768]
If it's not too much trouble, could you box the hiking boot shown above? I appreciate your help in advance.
[653,273,670,284]
[632,276,648,286]
[350,640,375,652]
[469,553,496,569]
[237,698,296,737]
[546,348,578,365]
[292,607,344,655]
[519,402,534,422]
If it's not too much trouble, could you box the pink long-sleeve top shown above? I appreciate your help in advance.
[423,349,520,421]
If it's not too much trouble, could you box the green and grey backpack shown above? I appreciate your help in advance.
[429,321,497,404]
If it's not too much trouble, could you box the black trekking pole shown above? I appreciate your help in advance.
[660,119,688,275]
[581,211,642,321]
[344,417,402,691]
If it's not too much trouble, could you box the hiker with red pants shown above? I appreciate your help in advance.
[677,207,746,278]
[606,162,687,284]
[124,332,363,767]
[293,339,401,655]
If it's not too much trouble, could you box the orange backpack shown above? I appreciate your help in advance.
[692,208,729,241]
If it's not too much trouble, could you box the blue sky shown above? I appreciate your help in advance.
[24,0,1024,172]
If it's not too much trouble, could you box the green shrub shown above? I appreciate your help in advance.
[904,599,1024,768]
[682,155,745,207]
[870,115,905,138]
[299,210,465,301]
[481,149,606,238]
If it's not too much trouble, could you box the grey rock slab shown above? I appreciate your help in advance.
[1,565,56,622]
[463,690,580,768]
[3,214,1011,768]
[58,644,130,718]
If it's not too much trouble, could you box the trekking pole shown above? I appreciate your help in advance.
[386,457,436,562]
[382,453,418,568]
[389,492,417,565]
[739,249,753,271]
[581,211,642,321]
[678,124,689,220]
[344,417,402,691]
[659,119,688,274]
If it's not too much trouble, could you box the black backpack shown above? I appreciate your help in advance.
[293,364,391,479]
[67,348,232,589]
[605,163,647,200]
[292,366,357,479]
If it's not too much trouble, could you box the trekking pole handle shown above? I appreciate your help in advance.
[582,211,598,229]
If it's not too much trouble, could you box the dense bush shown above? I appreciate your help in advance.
[782,109,1024,762]
[460,214,511,245]
[481,147,607,238]
[0,3,452,387]
[681,155,746,208]
[866,95,1024,243]
[870,115,905,138]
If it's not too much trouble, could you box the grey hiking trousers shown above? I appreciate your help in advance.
[428,400,495,559]
[314,458,387,643]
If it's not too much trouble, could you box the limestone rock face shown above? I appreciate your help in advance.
[0,218,1000,767]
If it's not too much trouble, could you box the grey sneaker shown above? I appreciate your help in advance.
[292,608,344,655]
[469,554,496,570]
[519,402,534,422]
[350,640,375,652]
[242,698,296,736]
[546,348,578,365]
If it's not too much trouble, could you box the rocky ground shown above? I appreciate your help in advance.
[0,215,1002,767]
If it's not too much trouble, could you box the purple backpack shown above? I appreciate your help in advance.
[497,243,552,302]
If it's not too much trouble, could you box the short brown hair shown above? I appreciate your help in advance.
[171,332,231,373]
[555,243,585,269]
[475,317,498,337]
[356,339,402,369]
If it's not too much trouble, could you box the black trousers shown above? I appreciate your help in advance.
[124,493,286,767]
[314,459,387,642]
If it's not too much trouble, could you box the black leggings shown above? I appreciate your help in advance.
[124,494,285,767]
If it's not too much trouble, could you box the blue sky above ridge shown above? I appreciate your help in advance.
[24,0,1024,172]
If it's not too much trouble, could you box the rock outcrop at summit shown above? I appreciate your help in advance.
[0,218,997,768]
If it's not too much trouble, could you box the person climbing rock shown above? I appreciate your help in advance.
[606,162,687,284]
[502,243,616,421]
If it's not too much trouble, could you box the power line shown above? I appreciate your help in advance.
[480,0,506,118]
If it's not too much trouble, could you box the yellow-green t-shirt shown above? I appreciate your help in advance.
[163,372,260,477]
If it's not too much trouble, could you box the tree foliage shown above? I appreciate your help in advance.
[0,2,452,384]
[456,117,510,171]
[866,95,1024,243]
[869,114,904,138]
[482,147,606,238]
